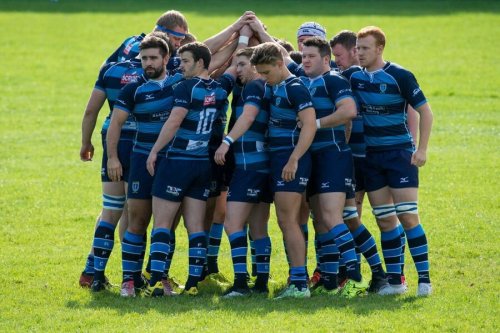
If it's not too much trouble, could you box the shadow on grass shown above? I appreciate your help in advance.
[66,283,421,316]
[1,0,498,16]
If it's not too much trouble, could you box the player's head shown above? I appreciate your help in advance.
[289,51,303,64]
[301,37,331,77]
[296,21,326,52]
[155,10,189,50]
[250,42,285,85]
[178,42,211,79]
[277,39,295,53]
[180,32,197,46]
[330,30,358,70]
[235,47,257,84]
[356,26,386,69]
[139,34,170,79]
[148,31,175,57]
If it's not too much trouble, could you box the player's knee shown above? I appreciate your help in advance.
[103,194,126,211]
[395,201,418,215]
[343,206,359,220]
[372,204,396,219]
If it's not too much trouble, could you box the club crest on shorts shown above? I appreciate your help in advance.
[132,181,140,193]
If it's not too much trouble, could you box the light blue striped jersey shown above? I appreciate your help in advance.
[300,71,354,152]
[95,59,143,137]
[114,72,184,155]
[233,79,270,172]
[266,76,314,152]
[347,62,427,152]
[167,74,234,160]
[341,66,365,157]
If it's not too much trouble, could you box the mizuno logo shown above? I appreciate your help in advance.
[145,94,154,100]
[400,177,409,183]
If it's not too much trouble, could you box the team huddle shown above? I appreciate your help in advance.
[79,10,433,299]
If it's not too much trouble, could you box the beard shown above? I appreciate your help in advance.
[145,66,164,79]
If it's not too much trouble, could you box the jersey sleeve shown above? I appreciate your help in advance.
[325,74,355,104]
[288,61,305,77]
[242,80,265,109]
[114,83,137,114]
[94,63,110,92]
[397,69,427,109]
[173,81,192,109]
[218,73,236,95]
[287,81,313,112]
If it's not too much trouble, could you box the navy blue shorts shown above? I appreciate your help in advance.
[152,158,211,202]
[364,150,419,192]
[127,151,163,200]
[270,150,311,194]
[227,169,273,204]
[101,133,133,183]
[353,156,367,193]
[307,148,354,197]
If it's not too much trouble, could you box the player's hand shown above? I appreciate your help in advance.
[239,24,253,39]
[282,156,298,182]
[214,143,229,165]
[248,17,265,34]
[233,11,256,32]
[80,142,94,161]
[146,151,157,176]
[107,157,122,182]
[411,149,427,167]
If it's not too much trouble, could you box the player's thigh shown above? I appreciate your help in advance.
[225,201,254,235]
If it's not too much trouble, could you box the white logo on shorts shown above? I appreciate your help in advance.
[345,178,352,186]
[277,180,285,187]
[203,189,210,197]
[247,188,260,197]
[400,177,409,183]
[132,181,140,193]
[321,182,330,189]
[299,177,309,186]
[166,186,182,196]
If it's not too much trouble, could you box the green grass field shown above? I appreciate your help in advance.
[0,0,499,331]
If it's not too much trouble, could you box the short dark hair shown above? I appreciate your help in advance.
[178,42,211,69]
[148,31,174,57]
[250,42,283,66]
[277,39,295,53]
[330,30,357,50]
[139,35,169,57]
[289,51,302,64]
[302,36,331,58]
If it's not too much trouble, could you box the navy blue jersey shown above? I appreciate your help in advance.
[266,76,314,152]
[288,60,338,77]
[347,62,427,152]
[105,33,181,73]
[114,73,184,155]
[105,34,146,64]
[233,79,270,172]
[167,74,234,160]
[95,59,143,136]
[341,66,365,157]
[300,71,354,152]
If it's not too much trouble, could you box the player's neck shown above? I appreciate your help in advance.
[196,70,210,80]
[365,58,386,72]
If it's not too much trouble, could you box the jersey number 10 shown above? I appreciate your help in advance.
[196,108,217,134]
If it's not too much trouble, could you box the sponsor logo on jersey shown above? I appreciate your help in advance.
[413,88,421,97]
[120,73,140,84]
[204,93,216,106]
[299,102,313,110]
[123,43,134,55]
